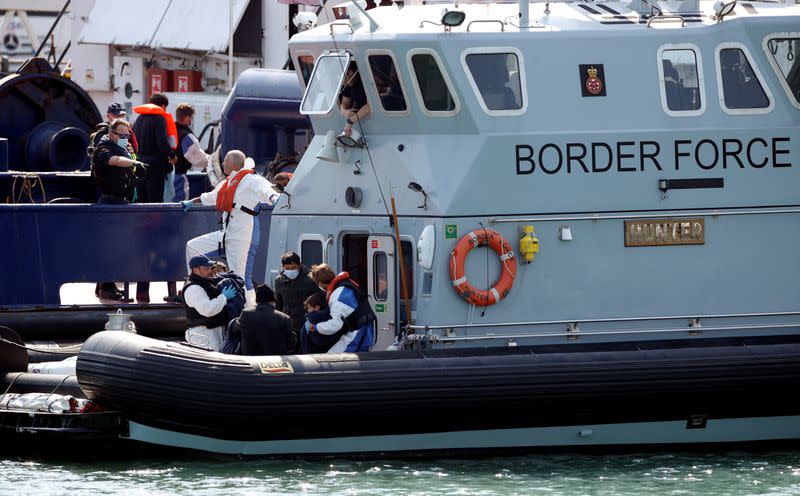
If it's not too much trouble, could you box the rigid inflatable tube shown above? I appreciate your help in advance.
[76,332,800,442]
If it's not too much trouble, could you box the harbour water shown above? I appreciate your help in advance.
[2,449,799,495]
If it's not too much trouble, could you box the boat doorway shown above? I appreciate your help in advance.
[341,233,397,350]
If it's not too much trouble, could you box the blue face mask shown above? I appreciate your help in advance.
[117,138,129,149]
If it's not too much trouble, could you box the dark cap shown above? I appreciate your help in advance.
[107,102,126,116]
[189,255,215,269]
[255,284,275,304]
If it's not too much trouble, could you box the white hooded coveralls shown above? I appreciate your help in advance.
[185,168,279,307]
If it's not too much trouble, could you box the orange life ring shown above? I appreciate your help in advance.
[450,228,516,306]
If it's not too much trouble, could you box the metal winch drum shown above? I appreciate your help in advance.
[0,58,101,172]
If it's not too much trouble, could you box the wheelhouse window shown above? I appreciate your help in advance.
[409,51,459,114]
[718,47,770,111]
[464,52,523,112]
[660,49,702,112]
[368,54,407,112]
[300,239,324,267]
[300,53,350,114]
[297,55,315,86]
[765,36,800,107]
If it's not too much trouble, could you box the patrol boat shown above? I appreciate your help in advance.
[77,0,800,455]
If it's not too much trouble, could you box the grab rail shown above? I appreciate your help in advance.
[647,15,686,27]
[411,322,800,343]
[489,207,800,225]
[329,22,354,35]
[467,19,505,32]
[407,310,800,331]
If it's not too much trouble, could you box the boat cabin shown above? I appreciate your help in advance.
[270,0,800,350]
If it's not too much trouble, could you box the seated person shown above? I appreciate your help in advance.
[234,284,297,356]
[339,62,371,138]
[301,293,339,354]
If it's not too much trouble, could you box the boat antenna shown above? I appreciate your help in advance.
[349,0,380,32]
[390,191,414,337]
[519,0,529,29]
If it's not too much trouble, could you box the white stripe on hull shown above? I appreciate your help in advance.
[128,416,800,456]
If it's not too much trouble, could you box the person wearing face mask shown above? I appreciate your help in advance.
[91,119,149,204]
[91,119,149,301]
[173,103,209,202]
[274,251,323,352]
[181,150,280,308]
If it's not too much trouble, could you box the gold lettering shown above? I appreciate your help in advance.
[680,222,690,239]
[643,224,654,242]
[655,224,669,242]
[625,219,705,246]
[692,221,702,239]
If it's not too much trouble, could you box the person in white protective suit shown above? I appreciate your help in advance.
[180,150,281,307]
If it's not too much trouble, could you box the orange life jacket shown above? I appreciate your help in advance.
[326,271,359,302]
[216,169,254,213]
[133,104,178,150]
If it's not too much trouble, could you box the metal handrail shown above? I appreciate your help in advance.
[647,14,686,27]
[423,322,800,343]
[329,22,354,35]
[407,310,800,331]
[467,20,506,32]
[489,207,800,225]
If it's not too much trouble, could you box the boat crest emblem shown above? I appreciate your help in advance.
[333,6,350,19]
[580,64,606,97]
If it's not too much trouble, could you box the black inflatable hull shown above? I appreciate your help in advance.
[76,331,800,453]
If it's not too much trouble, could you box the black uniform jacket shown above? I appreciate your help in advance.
[235,303,297,356]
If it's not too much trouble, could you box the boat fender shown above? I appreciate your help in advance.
[450,228,516,306]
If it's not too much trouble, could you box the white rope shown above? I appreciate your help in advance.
[497,234,516,281]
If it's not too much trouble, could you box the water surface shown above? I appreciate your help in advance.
[2,450,799,496]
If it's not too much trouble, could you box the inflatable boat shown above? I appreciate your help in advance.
[76,331,800,455]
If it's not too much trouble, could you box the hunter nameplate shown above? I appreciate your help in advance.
[624,219,704,247]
